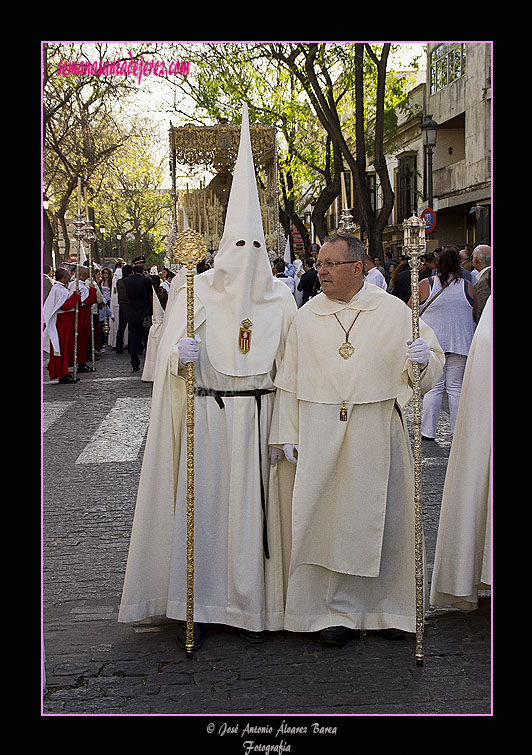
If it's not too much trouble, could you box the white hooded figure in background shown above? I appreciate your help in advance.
[107,263,122,348]
[119,104,298,648]
[141,279,166,383]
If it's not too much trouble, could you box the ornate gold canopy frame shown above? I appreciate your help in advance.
[169,118,282,254]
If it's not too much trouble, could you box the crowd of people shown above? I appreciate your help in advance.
[44,235,490,395]
[43,256,181,380]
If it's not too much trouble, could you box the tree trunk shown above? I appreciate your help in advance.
[312,170,341,243]
[89,207,101,264]
[366,43,394,259]
[289,43,395,259]
[43,210,54,268]
[59,211,70,260]
[279,168,310,256]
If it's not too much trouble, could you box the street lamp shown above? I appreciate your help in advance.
[116,233,124,260]
[421,114,438,150]
[99,225,106,259]
[421,114,438,212]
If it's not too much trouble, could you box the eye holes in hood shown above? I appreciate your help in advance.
[236,240,262,248]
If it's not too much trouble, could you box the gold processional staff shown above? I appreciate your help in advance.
[403,212,427,667]
[84,186,97,372]
[172,228,207,658]
[72,178,85,381]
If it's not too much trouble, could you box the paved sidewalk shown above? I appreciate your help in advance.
[42,347,492,721]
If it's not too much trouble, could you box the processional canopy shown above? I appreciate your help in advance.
[170,118,275,174]
[169,117,280,254]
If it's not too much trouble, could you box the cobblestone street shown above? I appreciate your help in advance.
[42,347,492,725]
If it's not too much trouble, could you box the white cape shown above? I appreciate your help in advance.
[42,281,74,355]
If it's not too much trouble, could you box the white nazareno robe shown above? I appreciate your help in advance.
[269,283,445,633]
[430,297,491,611]
[118,273,297,631]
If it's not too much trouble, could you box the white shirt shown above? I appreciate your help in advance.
[365,267,387,289]
[276,274,295,294]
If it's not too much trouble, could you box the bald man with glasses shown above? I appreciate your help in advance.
[269,233,444,647]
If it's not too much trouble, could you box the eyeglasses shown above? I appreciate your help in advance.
[316,259,357,270]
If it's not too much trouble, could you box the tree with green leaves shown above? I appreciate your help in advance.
[157,42,345,255]
[269,43,405,258]
[158,42,414,257]
[95,120,172,267]
[43,42,164,263]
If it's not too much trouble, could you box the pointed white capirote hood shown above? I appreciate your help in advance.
[211,102,274,294]
[195,102,292,377]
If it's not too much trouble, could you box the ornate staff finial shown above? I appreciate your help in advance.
[172,228,207,270]
[337,208,356,237]
[403,212,425,256]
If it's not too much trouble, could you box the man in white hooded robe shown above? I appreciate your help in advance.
[269,234,444,646]
[118,104,297,647]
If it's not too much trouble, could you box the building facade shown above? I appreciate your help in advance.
[426,42,491,251]
[320,42,492,259]
[379,42,492,258]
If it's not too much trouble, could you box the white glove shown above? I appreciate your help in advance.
[269,446,284,466]
[283,444,299,465]
[406,338,430,365]
[178,334,201,365]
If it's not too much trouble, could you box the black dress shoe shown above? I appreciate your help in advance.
[77,364,91,372]
[240,629,268,644]
[372,628,410,641]
[177,622,205,651]
[58,374,78,384]
[132,366,140,372]
[320,626,360,647]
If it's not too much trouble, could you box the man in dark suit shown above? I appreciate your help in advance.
[297,256,319,304]
[124,265,153,371]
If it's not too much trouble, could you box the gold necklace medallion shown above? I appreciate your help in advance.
[334,311,361,360]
